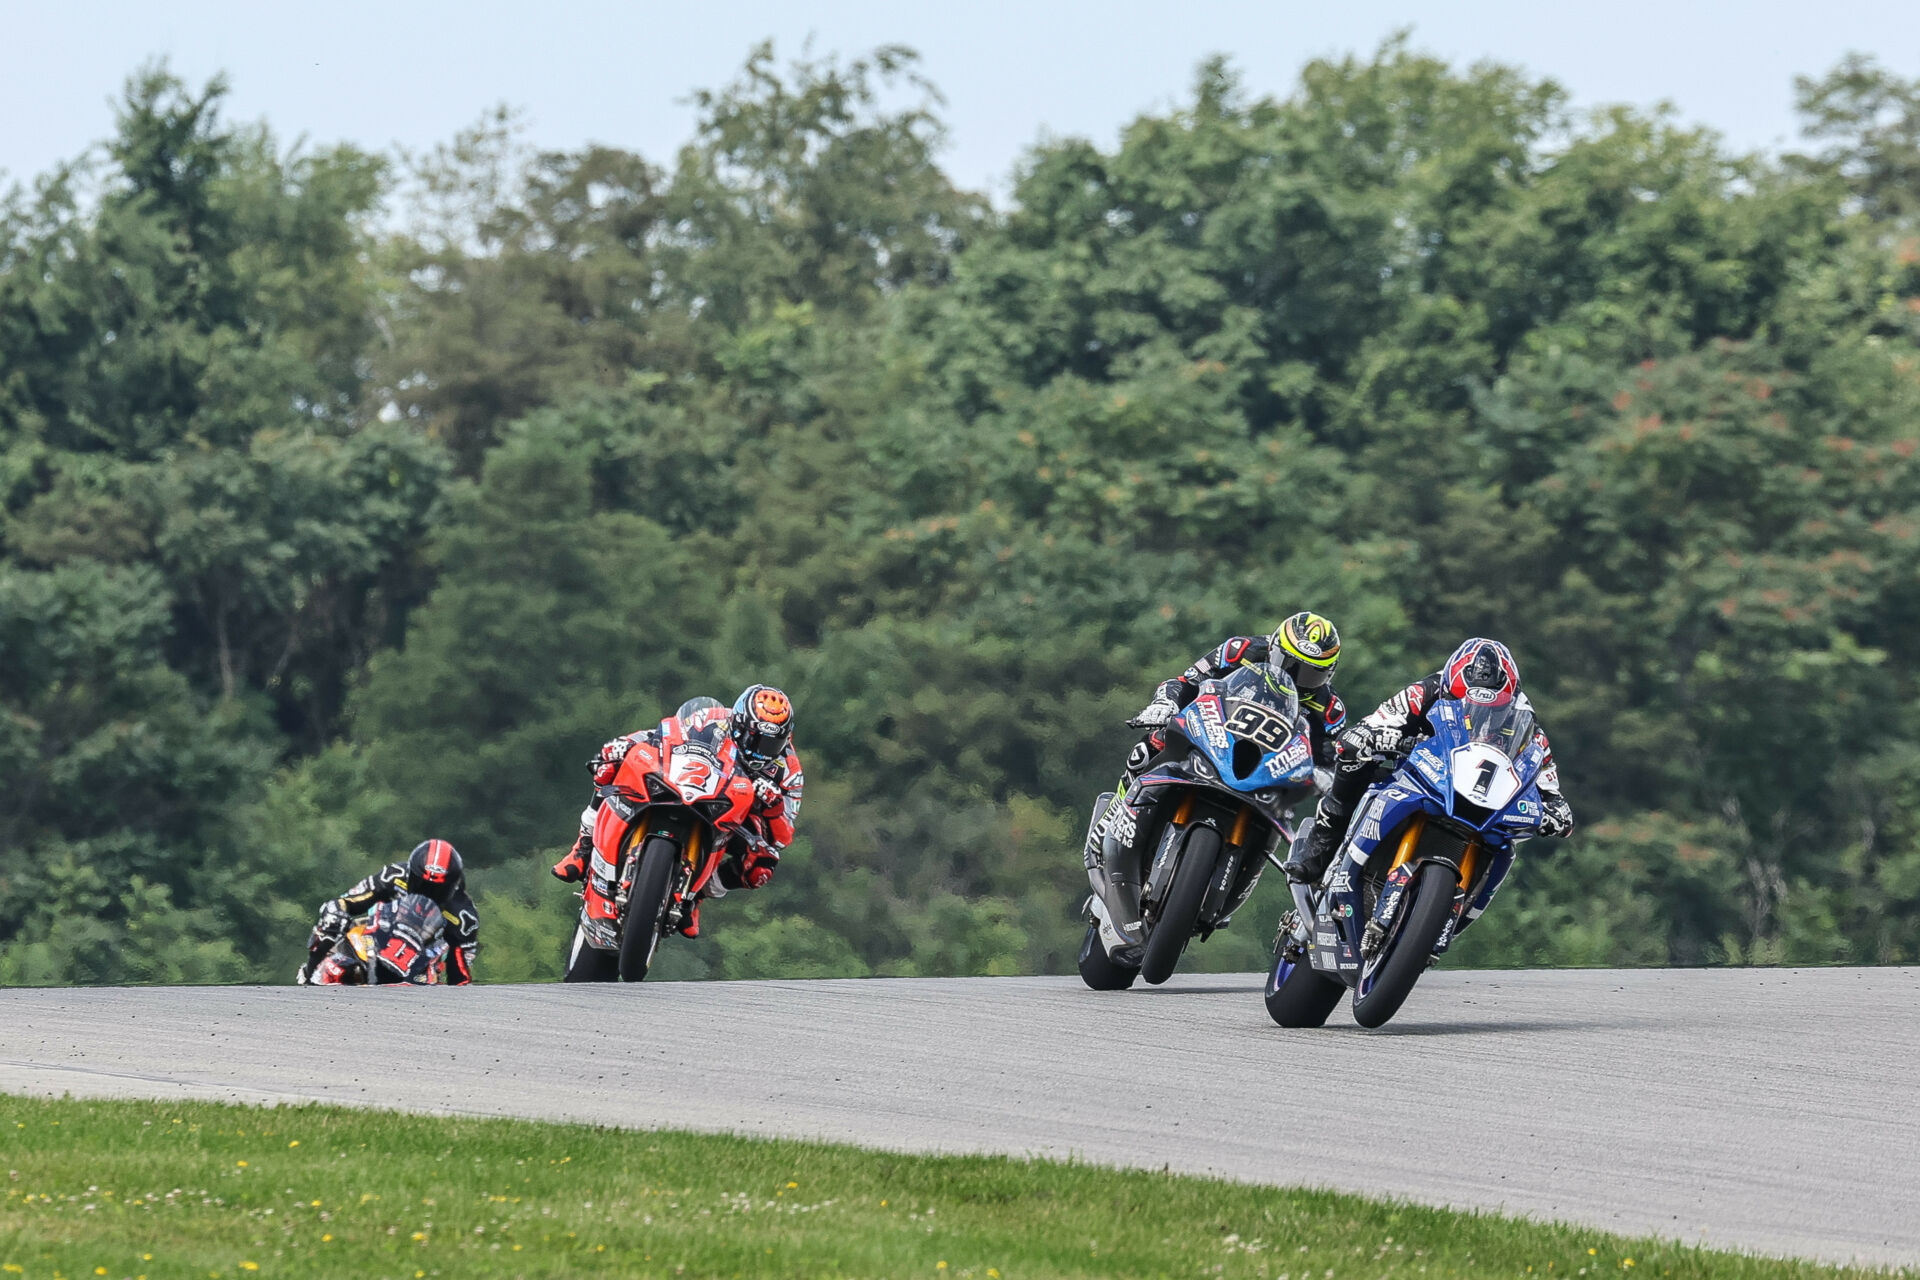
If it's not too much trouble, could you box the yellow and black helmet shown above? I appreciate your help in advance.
[1271,612,1340,689]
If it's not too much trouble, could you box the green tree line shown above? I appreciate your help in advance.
[7,40,1920,984]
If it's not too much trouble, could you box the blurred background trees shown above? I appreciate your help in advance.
[7,41,1920,983]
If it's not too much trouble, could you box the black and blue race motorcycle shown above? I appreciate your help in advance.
[1079,663,1320,989]
[1265,694,1548,1028]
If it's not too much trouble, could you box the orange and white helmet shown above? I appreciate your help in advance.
[730,685,794,774]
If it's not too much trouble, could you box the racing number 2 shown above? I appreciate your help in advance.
[1224,703,1290,751]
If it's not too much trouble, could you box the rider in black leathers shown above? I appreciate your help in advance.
[1089,612,1346,863]
[297,839,479,985]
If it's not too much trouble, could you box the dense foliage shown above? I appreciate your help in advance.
[8,41,1920,983]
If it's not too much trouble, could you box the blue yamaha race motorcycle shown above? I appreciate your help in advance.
[1080,663,1320,989]
[1265,695,1547,1028]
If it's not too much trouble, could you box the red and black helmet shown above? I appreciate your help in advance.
[1443,638,1520,707]
[405,839,464,905]
[730,685,794,775]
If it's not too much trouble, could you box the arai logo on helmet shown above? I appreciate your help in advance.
[1466,686,1503,704]
[1288,614,1333,658]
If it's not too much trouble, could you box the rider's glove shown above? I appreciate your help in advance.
[1538,794,1575,839]
[1127,697,1180,729]
[741,849,778,889]
[315,901,349,940]
[1336,723,1387,763]
[752,776,784,809]
[590,738,631,785]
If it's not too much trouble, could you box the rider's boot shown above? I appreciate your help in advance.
[677,898,701,939]
[552,826,591,883]
[1282,795,1347,884]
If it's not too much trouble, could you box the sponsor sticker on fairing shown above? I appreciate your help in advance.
[1195,698,1230,750]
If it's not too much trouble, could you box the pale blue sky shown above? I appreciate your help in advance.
[5,1,1919,200]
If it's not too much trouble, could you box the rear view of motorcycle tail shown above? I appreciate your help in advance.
[1080,664,1319,990]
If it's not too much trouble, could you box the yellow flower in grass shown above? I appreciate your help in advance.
[240,1265,259,1273]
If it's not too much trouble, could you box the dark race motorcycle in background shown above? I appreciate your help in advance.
[310,892,450,985]
[1265,695,1548,1029]
[563,697,766,984]
[1079,664,1320,989]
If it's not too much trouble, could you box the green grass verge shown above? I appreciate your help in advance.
[0,1095,1899,1280]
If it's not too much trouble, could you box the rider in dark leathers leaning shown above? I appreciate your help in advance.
[1089,612,1346,863]
[297,839,479,985]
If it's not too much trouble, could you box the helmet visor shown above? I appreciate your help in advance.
[738,726,789,765]
[1281,654,1331,689]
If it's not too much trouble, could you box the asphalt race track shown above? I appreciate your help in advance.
[3,968,1917,1266]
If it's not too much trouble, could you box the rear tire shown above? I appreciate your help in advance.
[618,836,679,983]
[1263,941,1345,1027]
[1351,861,1457,1029]
[563,926,619,983]
[1139,825,1220,986]
[1076,920,1139,991]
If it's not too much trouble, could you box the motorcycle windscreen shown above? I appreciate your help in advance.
[1194,665,1313,790]
[1456,700,1536,759]
[369,894,448,983]
[1442,701,1539,829]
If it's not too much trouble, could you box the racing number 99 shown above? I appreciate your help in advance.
[1224,703,1290,751]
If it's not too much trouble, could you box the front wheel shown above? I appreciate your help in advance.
[1350,861,1457,1029]
[1139,825,1221,986]
[618,835,680,982]
[1076,920,1139,991]
[1264,940,1345,1027]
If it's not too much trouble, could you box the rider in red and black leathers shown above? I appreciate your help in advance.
[1282,637,1574,885]
[298,839,479,985]
[551,686,803,937]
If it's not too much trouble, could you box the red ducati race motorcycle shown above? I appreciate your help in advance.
[563,698,768,983]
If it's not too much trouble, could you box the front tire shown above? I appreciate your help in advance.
[1264,941,1345,1027]
[1350,861,1457,1029]
[1076,920,1139,991]
[618,835,679,982]
[563,925,618,983]
[1139,825,1220,986]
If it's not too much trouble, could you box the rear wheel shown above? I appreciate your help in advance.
[1076,920,1139,991]
[1139,825,1220,986]
[562,925,618,983]
[618,835,680,983]
[1350,861,1457,1028]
